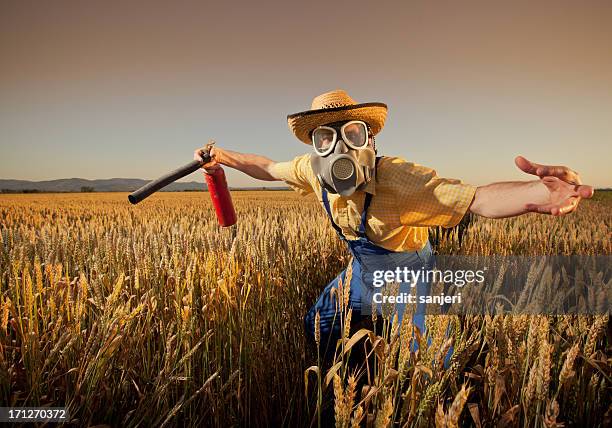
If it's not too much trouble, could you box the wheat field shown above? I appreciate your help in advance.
[0,190,610,427]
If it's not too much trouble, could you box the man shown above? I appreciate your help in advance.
[194,89,594,357]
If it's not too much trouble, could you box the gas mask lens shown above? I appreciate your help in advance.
[342,122,367,148]
[312,128,335,154]
[312,121,368,155]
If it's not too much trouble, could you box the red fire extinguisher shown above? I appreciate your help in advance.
[128,141,237,227]
[204,167,237,227]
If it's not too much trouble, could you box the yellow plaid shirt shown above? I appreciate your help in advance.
[271,154,477,252]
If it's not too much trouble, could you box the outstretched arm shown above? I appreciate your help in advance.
[468,156,594,219]
[194,146,282,181]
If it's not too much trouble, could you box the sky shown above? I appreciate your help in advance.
[1,0,611,187]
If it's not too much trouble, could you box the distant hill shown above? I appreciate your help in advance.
[0,178,607,194]
[0,178,206,193]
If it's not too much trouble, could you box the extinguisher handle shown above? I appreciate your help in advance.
[128,157,210,205]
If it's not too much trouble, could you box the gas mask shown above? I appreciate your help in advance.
[310,120,376,196]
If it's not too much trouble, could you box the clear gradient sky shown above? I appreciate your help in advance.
[1,0,611,187]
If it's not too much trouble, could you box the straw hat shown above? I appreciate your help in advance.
[287,89,388,144]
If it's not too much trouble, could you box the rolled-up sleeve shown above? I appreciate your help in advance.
[397,162,476,228]
[269,153,315,196]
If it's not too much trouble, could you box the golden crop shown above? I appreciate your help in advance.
[0,191,609,427]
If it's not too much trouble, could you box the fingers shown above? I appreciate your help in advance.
[535,165,582,185]
[526,197,580,216]
[194,148,206,162]
[559,186,593,215]
[199,150,220,173]
[514,155,583,184]
[514,156,538,175]
[558,198,579,215]
[202,162,220,173]
[201,159,218,171]
[525,202,561,216]
[194,146,219,171]
[541,177,594,199]
[575,184,594,199]
[525,202,570,216]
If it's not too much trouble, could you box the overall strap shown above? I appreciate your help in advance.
[357,156,382,239]
[357,193,373,238]
[321,188,346,241]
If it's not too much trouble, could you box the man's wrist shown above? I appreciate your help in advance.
[212,148,225,166]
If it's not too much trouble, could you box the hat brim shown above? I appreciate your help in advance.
[287,102,387,145]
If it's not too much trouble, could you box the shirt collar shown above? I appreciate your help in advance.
[363,172,377,195]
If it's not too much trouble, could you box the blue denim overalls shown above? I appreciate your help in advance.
[304,180,436,358]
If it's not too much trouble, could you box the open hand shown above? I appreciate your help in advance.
[515,156,594,215]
